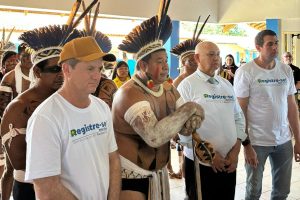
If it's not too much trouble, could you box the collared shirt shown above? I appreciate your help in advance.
[177,69,246,163]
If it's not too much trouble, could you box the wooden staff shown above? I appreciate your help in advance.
[192,132,202,200]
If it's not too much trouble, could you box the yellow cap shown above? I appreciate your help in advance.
[58,36,116,64]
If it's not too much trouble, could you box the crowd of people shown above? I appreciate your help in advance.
[0,0,300,200]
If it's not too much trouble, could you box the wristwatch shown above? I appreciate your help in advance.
[242,138,251,146]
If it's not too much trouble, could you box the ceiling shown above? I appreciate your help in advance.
[0,0,299,23]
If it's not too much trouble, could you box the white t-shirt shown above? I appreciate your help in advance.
[25,92,118,199]
[234,60,296,146]
[177,69,244,163]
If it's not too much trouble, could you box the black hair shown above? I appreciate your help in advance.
[35,59,49,70]
[1,51,17,66]
[112,60,131,80]
[224,54,237,67]
[255,29,277,47]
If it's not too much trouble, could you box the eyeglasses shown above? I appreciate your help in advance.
[41,65,62,73]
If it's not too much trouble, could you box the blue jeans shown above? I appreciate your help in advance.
[245,140,293,200]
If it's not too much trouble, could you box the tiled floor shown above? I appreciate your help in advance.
[7,143,299,200]
[169,142,300,200]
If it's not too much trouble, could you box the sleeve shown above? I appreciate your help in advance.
[177,80,193,146]
[177,80,191,103]
[287,66,297,95]
[233,68,251,98]
[25,114,62,182]
[176,97,185,109]
[105,105,118,153]
[295,68,300,82]
[233,98,247,141]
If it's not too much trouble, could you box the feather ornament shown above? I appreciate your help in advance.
[171,15,210,58]
[118,0,172,61]
[81,1,112,53]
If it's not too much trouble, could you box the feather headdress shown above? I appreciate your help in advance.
[80,1,112,53]
[19,0,98,67]
[171,15,210,61]
[118,0,172,62]
[0,27,16,55]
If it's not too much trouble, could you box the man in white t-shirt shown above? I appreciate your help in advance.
[234,29,300,200]
[25,36,121,199]
[177,41,247,200]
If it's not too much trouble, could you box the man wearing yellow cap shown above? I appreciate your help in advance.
[25,36,121,199]
[1,25,77,200]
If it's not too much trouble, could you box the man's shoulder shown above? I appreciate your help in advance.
[5,97,27,113]
[112,80,151,116]
[97,77,117,94]
[217,75,233,86]
[100,77,117,87]
[30,93,57,115]
[290,64,300,71]
[173,75,185,88]
[1,70,15,86]
[239,61,254,70]
[116,79,146,97]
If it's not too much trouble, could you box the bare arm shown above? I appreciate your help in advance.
[108,151,121,200]
[0,71,16,120]
[33,175,77,200]
[126,101,204,148]
[287,95,300,162]
[225,139,241,173]
[236,97,250,138]
[1,101,28,170]
[1,153,14,200]
[237,97,258,168]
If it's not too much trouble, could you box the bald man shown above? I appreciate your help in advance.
[282,52,300,90]
[177,41,247,200]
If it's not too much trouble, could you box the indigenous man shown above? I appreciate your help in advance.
[1,25,81,200]
[113,0,204,199]
[79,1,118,109]
[0,43,32,119]
[0,30,32,200]
[1,51,18,79]
[171,15,209,88]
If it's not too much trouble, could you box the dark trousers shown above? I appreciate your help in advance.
[122,178,149,197]
[13,180,35,200]
[185,156,236,200]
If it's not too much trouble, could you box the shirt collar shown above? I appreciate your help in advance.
[196,69,219,84]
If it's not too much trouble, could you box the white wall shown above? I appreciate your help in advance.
[218,0,300,23]
[282,18,300,32]
[0,0,219,22]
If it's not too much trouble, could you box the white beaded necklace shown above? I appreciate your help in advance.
[132,75,164,97]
